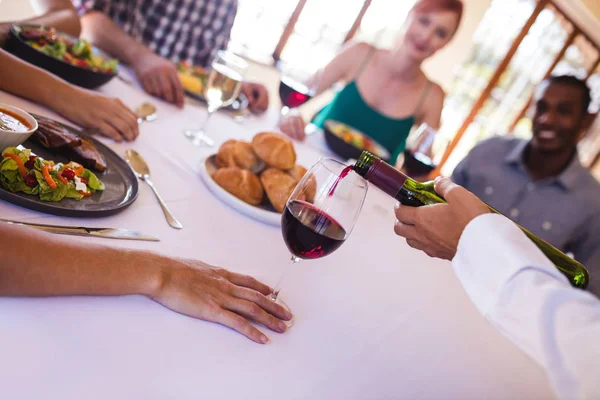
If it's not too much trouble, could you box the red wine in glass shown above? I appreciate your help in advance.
[402,150,436,177]
[279,77,313,109]
[282,200,347,260]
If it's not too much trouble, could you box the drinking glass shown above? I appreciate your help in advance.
[268,158,368,321]
[278,63,321,119]
[399,123,448,179]
[184,50,248,146]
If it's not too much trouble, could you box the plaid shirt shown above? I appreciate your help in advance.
[73,0,238,67]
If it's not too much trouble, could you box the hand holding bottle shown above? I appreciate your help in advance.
[354,151,589,288]
[393,177,489,260]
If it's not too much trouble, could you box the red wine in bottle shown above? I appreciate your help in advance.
[352,151,589,289]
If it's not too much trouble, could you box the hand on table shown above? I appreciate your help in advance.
[241,81,269,114]
[151,259,293,344]
[393,177,489,260]
[133,51,184,108]
[56,88,139,142]
[279,113,306,141]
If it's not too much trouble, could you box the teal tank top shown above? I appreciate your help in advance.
[312,57,431,164]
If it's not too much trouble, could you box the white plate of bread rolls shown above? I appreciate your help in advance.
[198,132,314,226]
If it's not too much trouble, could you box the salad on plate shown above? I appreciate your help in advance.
[20,26,118,73]
[0,147,104,202]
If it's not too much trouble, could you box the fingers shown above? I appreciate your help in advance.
[250,86,268,114]
[394,219,417,239]
[433,176,460,200]
[292,117,306,140]
[213,308,270,344]
[394,203,418,225]
[224,297,287,334]
[141,73,160,97]
[105,109,138,142]
[100,99,138,142]
[406,238,426,252]
[232,286,292,321]
[121,104,140,140]
[97,122,123,142]
[216,268,272,295]
[140,67,184,107]
[157,70,175,104]
[167,69,185,108]
[280,116,306,141]
[242,83,267,114]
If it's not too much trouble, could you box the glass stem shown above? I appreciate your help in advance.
[268,255,300,302]
[278,106,290,126]
[199,107,217,133]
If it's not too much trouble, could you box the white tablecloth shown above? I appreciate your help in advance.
[0,73,553,399]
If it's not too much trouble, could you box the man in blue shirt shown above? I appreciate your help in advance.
[452,75,600,295]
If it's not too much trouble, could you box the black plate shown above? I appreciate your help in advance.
[0,116,138,217]
[5,24,117,89]
[323,120,390,162]
[185,90,249,112]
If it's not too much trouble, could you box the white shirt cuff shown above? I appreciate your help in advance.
[452,214,564,315]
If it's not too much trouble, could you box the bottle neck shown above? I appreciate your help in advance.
[354,153,410,198]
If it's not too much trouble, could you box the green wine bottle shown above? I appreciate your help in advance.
[353,151,589,289]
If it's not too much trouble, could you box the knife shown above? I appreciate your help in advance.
[0,219,160,242]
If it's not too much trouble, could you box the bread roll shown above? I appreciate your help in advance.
[252,132,296,170]
[215,140,237,168]
[213,167,264,206]
[260,168,303,213]
[216,140,261,171]
[287,165,316,203]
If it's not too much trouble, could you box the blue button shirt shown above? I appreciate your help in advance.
[452,137,600,295]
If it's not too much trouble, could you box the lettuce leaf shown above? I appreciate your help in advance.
[83,169,104,192]
[64,187,84,200]
[0,148,38,195]
[2,147,31,163]
[40,40,67,59]
[34,170,68,202]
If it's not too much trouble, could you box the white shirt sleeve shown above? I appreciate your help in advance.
[453,214,600,400]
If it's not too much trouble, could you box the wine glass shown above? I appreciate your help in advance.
[399,123,448,179]
[278,63,320,119]
[184,50,248,147]
[268,158,368,321]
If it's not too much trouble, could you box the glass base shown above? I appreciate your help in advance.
[267,293,294,328]
[277,298,294,328]
[183,129,215,147]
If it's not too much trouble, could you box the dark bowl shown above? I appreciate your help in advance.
[5,24,117,89]
[323,119,390,162]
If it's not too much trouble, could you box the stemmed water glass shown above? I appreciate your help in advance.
[268,158,368,321]
[184,50,248,147]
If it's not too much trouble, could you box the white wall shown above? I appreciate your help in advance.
[422,0,493,91]
[0,0,36,22]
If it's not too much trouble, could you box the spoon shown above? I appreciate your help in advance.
[135,102,158,124]
[125,149,183,230]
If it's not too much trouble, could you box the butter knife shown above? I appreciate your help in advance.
[0,219,159,242]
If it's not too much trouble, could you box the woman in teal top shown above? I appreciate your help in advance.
[280,0,463,165]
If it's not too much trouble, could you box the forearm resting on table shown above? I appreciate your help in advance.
[79,12,150,65]
[0,49,80,109]
[23,8,80,36]
[0,2,80,45]
[0,223,162,298]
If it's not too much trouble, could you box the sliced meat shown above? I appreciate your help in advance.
[64,137,107,173]
[33,117,82,149]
